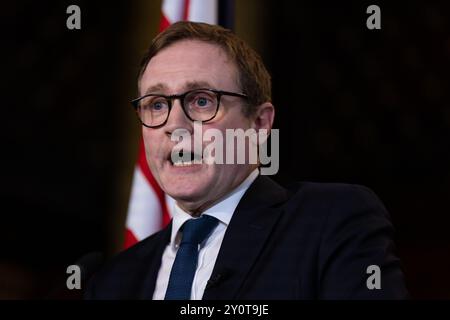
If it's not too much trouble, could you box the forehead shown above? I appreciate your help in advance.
[139,40,239,95]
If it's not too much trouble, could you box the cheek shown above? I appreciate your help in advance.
[227,110,253,129]
[142,127,154,140]
[142,130,162,160]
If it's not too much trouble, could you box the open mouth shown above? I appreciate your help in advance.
[169,149,203,167]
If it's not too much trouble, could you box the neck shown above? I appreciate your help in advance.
[176,166,258,215]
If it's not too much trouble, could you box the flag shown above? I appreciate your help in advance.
[124,0,233,249]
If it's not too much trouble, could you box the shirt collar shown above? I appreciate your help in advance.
[169,168,259,249]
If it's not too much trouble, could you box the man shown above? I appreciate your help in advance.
[85,21,408,299]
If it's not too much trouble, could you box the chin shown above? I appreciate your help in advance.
[162,180,210,203]
[158,163,214,193]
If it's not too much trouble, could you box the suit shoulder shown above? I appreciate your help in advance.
[288,181,378,198]
[288,181,384,207]
[284,182,390,230]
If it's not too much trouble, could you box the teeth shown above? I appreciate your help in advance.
[173,161,195,167]
[170,149,202,166]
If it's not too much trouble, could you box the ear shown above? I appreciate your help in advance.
[252,102,275,132]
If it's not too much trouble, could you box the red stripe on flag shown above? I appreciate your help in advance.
[124,228,139,249]
[183,0,190,20]
[138,138,171,227]
[159,13,170,32]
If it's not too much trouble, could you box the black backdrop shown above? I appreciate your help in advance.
[2,1,449,299]
[268,1,450,299]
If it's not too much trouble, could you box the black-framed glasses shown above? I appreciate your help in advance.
[131,88,248,128]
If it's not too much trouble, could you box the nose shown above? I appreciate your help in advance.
[164,98,193,137]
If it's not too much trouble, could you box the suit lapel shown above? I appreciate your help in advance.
[138,222,172,299]
[203,176,288,300]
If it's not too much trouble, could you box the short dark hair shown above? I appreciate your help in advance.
[138,21,272,116]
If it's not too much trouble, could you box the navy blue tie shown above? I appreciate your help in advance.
[164,215,219,300]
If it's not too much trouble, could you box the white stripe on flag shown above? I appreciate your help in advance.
[162,0,185,24]
[188,0,218,23]
[126,166,163,240]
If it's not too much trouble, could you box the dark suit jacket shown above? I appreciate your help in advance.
[85,176,409,299]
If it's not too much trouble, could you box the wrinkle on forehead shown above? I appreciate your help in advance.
[138,40,240,96]
[143,81,217,95]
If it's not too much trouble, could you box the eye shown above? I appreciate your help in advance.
[196,96,210,108]
[142,97,168,112]
[151,101,166,111]
[187,91,216,109]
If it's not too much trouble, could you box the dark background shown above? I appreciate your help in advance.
[1,1,449,299]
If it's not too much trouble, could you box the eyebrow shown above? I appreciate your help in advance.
[143,81,215,95]
[143,83,168,95]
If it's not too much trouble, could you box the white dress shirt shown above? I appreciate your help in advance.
[152,169,259,300]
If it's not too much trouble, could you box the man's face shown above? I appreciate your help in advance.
[139,40,257,213]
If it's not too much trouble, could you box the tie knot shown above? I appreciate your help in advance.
[180,215,219,245]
